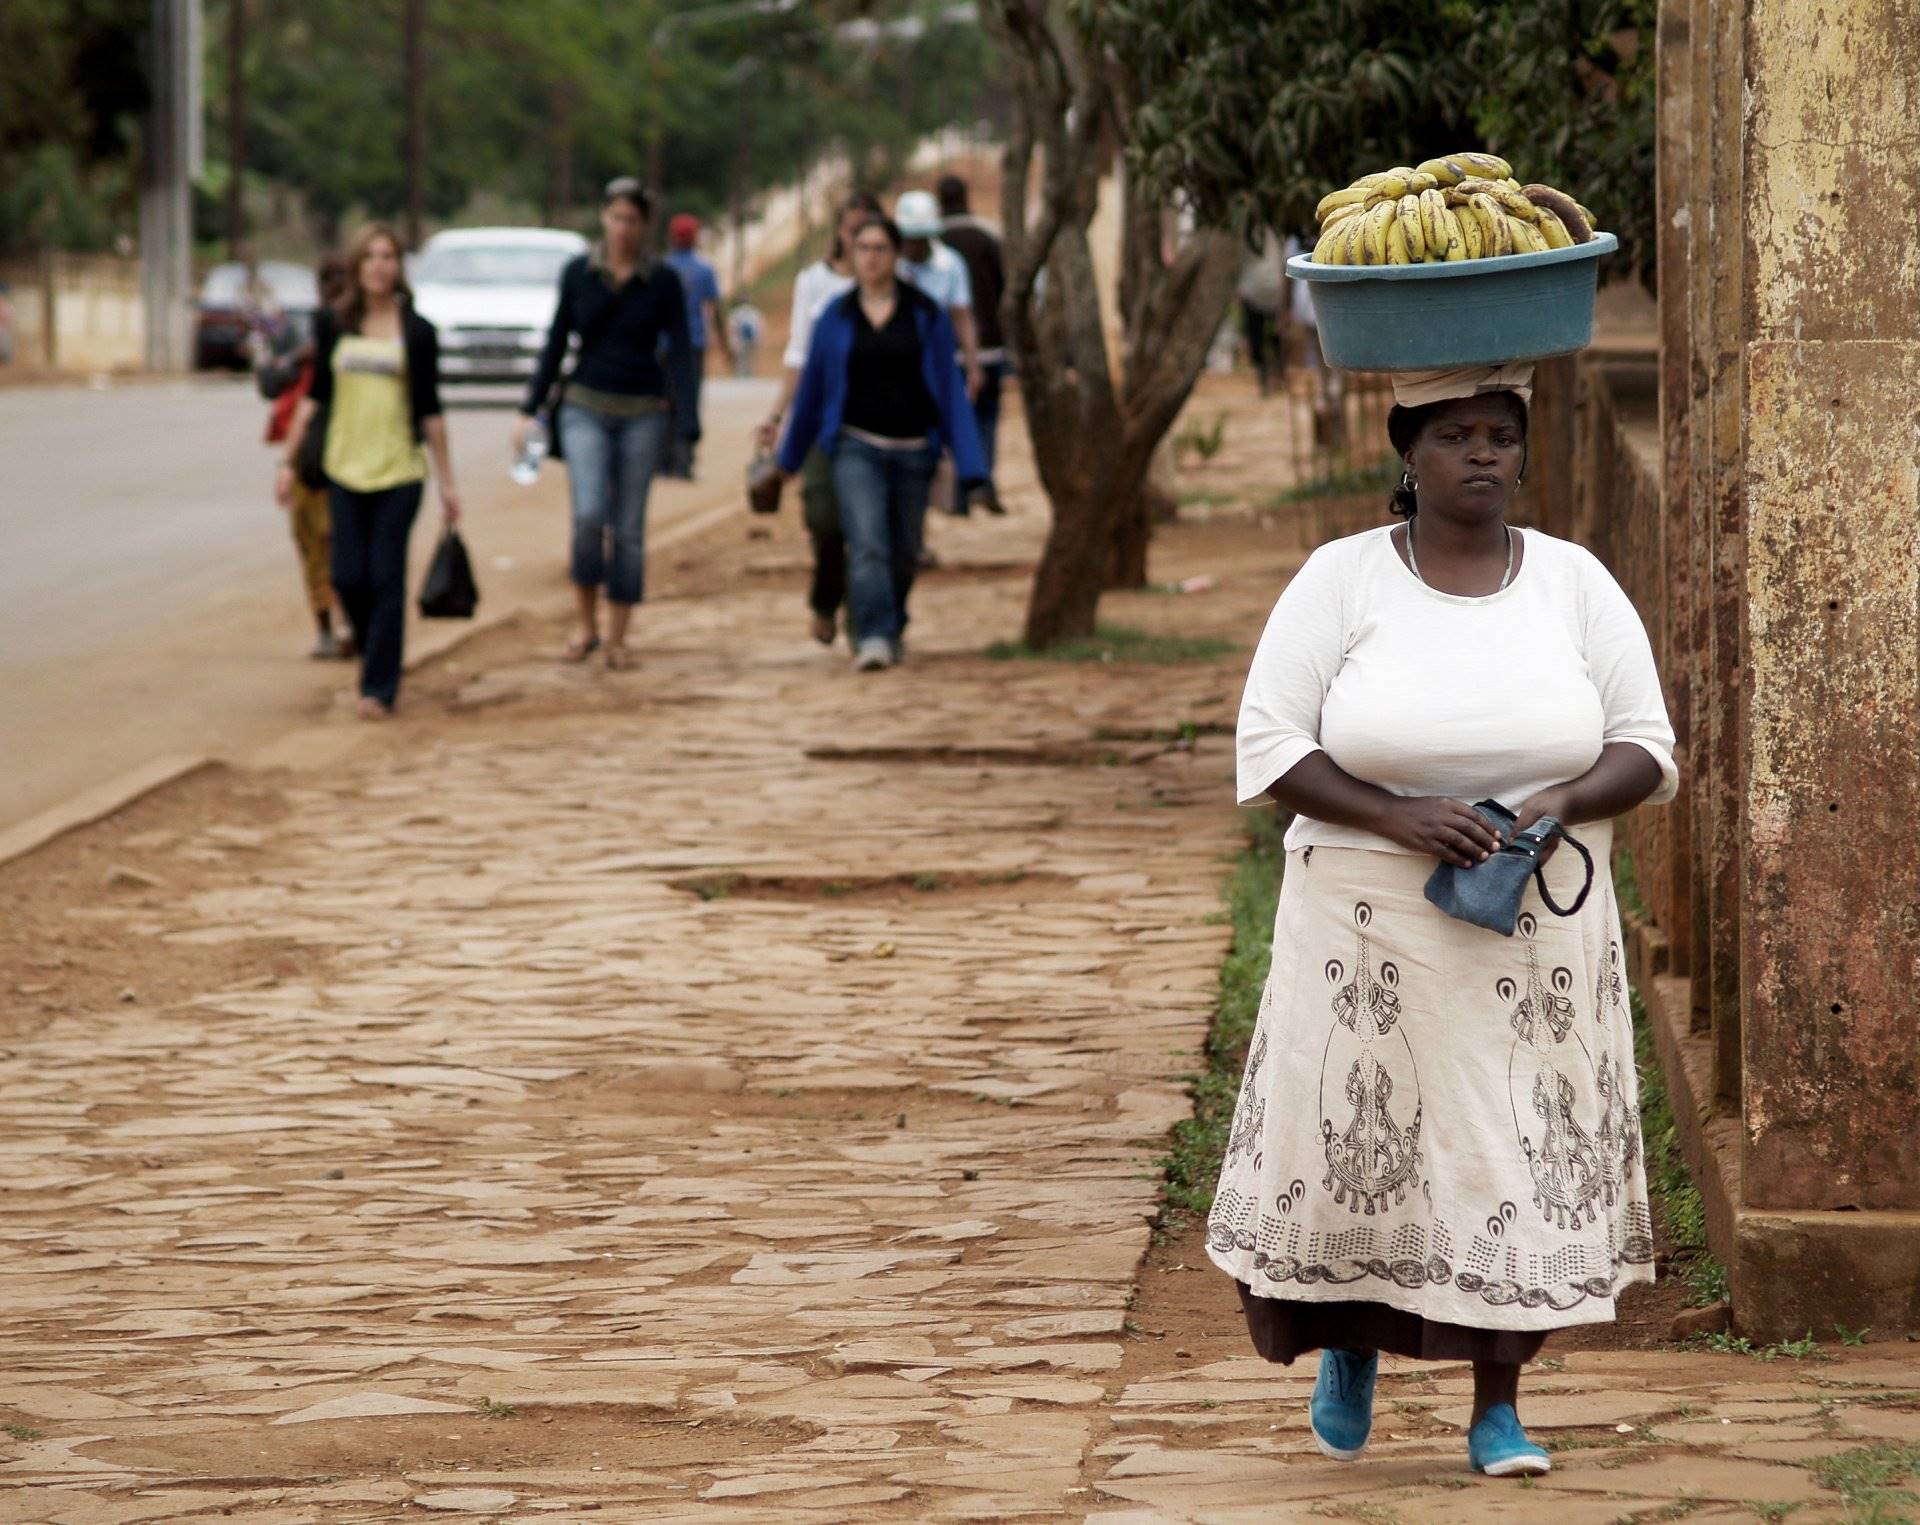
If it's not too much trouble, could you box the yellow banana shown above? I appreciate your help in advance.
[1358,200,1396,264]
[1534,207,1574,249]
[1417,189,1449,255]
[1436,205,1469,261]
[1574,199,1598,228]
[1453,151,1513,179]
[1323,200,1368,231]
[1452,177,1502,200]
[1491,187,1540,221]
[1455,202,1484,259]
[1507,214,1548,253]
[1336,211,1369,265]
[1397,194,1428,261]
[1407,170,1439,195]
[1312,224,1343,264]
[1385,216,1410,264]
[1315,184,1372,223]
[1521,184,1592,243]
[1374,166,1415,200]
[1469,194,1512,256]
[1415,156,1468,187]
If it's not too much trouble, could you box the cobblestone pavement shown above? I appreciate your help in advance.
[4,390,1918,1521]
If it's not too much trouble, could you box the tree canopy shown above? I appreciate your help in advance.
[1080,0,1656,284]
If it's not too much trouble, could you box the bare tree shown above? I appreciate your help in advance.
[979,0,1240,647]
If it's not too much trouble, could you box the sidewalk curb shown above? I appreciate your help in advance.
[0,754,216,870]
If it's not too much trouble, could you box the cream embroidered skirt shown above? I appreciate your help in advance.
[1207,831,1655,1333]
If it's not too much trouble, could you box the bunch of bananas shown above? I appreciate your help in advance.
[1310,153,1599,266]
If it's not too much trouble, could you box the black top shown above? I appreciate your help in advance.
[308,305,442,441]
[521,253,699,439]
[940,216,1006,352]
[842,290,937,440]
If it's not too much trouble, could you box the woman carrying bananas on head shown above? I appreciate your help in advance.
[1207,297,1676,1477]
[1312,153,1597,268]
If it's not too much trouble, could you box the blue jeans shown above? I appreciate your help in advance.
[328,479,422,707]
[831,436,935,647]
[952,358,1007,510]
[560,402,668,605]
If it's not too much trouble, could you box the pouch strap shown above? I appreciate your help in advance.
[1526,817,1594,918]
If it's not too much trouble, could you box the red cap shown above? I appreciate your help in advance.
[668,214,700,249]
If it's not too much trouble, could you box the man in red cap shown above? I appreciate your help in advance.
[663,212,731,478]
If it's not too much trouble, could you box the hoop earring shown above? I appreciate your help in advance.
[1400,470,1416,493]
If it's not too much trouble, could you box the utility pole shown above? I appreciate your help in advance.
[224,0,245,257]
[403,0,427,246]
[141,0,202,372]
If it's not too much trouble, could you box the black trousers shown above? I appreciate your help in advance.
[329,479,422,706]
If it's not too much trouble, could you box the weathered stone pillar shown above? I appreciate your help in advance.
[1739,1,1920,1216]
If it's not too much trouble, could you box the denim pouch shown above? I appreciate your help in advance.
[1423,799,1595,937]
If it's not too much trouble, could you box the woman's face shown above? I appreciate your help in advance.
[358,236,402,298]
[850,226,897,286]
[1406,396,1527,522]
[602,197,647,258]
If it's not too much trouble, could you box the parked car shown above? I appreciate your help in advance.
[408,228,588,383]
[194,260,319,370]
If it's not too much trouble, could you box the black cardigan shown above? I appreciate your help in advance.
[520,254,700,441]
[309,305,444,443]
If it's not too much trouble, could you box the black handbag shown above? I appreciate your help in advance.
[417,530,479,619]
[1423,799,1594,937]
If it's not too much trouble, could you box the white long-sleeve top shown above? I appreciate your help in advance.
[1237,524,1678,854]
[781,260,855,370]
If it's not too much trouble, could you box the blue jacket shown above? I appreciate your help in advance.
[777,282,987,480]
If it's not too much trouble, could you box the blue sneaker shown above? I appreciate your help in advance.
[1468,1402,1552,1476]
[1309,1347,1378,1459]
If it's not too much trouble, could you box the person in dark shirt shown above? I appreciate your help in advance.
[776,216,985,672]
[515,178,698,669]
[936,174,1008,515]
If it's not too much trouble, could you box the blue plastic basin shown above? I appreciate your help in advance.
[1287,232,1617,371]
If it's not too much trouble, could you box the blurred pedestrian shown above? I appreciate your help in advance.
[277,223,460,719]
[1238,232,1285,397]
[261,254,352,659]
[662,212,730,479]
[756,190,880,648]
[776,214,985,672]
[935,174,1007,515]
[515,178,699,670]
[895,190,982,526]
[728,298,762,376]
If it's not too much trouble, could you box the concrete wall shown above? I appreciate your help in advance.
[0,254,146,374]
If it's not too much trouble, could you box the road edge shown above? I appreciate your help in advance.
[0,753,217,869]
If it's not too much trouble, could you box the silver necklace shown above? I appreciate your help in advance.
[1405,520,1515,593]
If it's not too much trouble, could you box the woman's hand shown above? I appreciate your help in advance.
[274,462,296,509]
[510,415,530,459]
[754,413,782,453]
[1373,795,1506,868]
[1513,785,1574,835]
[440,482,462,528]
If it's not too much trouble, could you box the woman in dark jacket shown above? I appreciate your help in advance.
[277,222,458,718]
[776,215,985,672]
[514,178,699,670]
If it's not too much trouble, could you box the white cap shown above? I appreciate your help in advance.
[894,190,942,238]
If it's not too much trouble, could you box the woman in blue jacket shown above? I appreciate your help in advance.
[777,215,985,671]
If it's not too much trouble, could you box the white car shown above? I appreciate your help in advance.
[410,227,588,384]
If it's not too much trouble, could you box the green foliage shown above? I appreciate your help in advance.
[1078,0,1654,284]
[1449,0,1659,285]
[1161,811,1285,1220]
[1684,1329,1825,1362]
[1174,412,1228,464]
[1630,980,1728,1308]
[1804,1443,1920,1515]
[1268,455,1401,505]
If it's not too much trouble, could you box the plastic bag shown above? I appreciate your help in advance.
[747,452,783,515]
[417,529,479,619]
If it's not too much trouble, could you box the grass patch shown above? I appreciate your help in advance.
[986,624,1233,666]
[911,871,943,892]
[1178,488,1238,509]
[1805,1442,1920,1516]
[476,1397,518,1419]
[1265,454,1398,505]
[1174,412,1228,464]
[1683,1329,1827,1362]
[3,1424,41,1441]
[1615,844,1650,922]
[1160,810,1286,1224]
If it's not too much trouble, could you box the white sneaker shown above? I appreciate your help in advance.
[851,638,893,672]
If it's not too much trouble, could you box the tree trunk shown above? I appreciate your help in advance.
[402,0,427,247]
[1106,487,1152,590]
[224,0,246,258]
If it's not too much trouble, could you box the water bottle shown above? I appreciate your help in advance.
[510,417,548,485]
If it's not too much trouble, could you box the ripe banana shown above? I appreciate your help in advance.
[1371,167,1414,201]
[1323,200,1368,231]
[1315,184,1372,224]
[1455,201,1485,259]
[1468,193,1512,256]
[1416,189,1449,257]
[1397,194,1428,261]
[1415,156,1468,188]
[1521,184,1593,243]
[1385,216,1411,264]
[1358,200,1396,264]
[1534,207,1575,249]
[1407,170,1439,195]
[1436,205,1469,261]
[1311,223,1344,264]
[1490,187,1541,222]
[1452,151,1513,180]
[1506,214,1549,254]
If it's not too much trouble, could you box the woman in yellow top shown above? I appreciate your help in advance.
[277,222,459,718]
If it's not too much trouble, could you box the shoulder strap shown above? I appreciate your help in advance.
[1531,821,1595,918]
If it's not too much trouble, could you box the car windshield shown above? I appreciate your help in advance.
[413,245,575,287]
[201,262,318,308]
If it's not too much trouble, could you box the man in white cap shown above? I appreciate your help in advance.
[895,188,983,401]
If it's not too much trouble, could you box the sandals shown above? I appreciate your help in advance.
[604,644,634,671]
[562,633,602,664]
